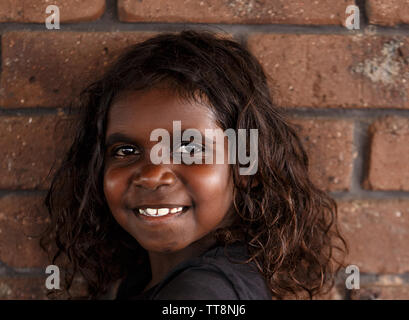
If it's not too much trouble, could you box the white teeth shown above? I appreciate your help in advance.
[157,208,169,215]
[146,208,157,215]
[138,207,185,217]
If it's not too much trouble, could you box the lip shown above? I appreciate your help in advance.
[132,205,191,223]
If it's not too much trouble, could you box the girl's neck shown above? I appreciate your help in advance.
[144,233,218,292]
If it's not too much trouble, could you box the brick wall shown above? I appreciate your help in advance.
[0,0,409,300]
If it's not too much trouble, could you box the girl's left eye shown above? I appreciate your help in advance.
[112,146,140,157]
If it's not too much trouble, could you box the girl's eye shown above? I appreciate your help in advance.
[112,145,140,157]
[174,142,205,155]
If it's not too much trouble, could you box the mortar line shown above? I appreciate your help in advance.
[1,21,409,36]
[330,190,409,200]
[355,0,369,27]
[283,108,409,119]
[1,107,409,118]
[0,190,47,197]
[0,107,77,116]
[1,0,409,36]
[350,118,371,194]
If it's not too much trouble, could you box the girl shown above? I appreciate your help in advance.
[40,30,347,300]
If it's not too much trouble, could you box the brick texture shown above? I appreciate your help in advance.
[349,275,409,299]
[0,115,74,190]
[350,284,409,300]
[0,276,88,299]
[1,3,409,301]
[291,118,355,191]
[365,116,409,191]
[338,199,409,274]
[367,0,409,26]
[248,34,409,109]
[0,0,105,23]
[118,0,354,25]
[0,32,154,108]
[0,277,48,299]
[0,194,50,268]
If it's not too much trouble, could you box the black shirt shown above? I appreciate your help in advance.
[116,242,272,300]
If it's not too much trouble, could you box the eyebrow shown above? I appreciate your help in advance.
[105,130,218,148]
[105,132,137,148]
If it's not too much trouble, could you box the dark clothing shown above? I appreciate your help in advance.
[116,242,272,300]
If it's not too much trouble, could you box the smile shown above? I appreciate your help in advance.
[133,205,190,218]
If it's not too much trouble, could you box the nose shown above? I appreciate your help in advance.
[131,164,176,190]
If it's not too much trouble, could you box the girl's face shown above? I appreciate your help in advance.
[103,87,235,253]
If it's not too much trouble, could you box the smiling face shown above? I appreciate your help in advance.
[103,87,235,254]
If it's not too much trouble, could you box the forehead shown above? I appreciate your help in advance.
[106,88,219,135]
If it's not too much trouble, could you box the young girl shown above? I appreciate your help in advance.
[40,30,347,300]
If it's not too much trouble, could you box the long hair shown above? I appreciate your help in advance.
[40,30,347,299]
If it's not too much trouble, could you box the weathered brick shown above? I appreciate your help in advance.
[337,199,409,274]
[248,34,409,109]
[0,32,154,108]
[0,275,88,299]
[350,284,409,300]
[0,194,50,268]
[0,115,74,190]
[343,274,409,299]
[0,0,105,23]
[365,116,409,191]
[291,118,355,191]
[0,277,48,299]
[366,0,409,26]
[118,0,354,25]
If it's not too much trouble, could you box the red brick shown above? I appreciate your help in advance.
[0,276,88,299]
[0,277,48,299]
[0,194,50,268]
[337,199,409,274]
[248,34,409,109]
[0,115,74,190]
[366,0,409,26]
[350,284,409,300]
[0,32,154,108]
[365,116,409,191]
[291,118,355,191]
[118,0,354,25]
[355,275,409,300]
[0,0,105,23]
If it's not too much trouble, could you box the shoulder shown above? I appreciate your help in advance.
[152,243,272,300]
[153,266,239,300]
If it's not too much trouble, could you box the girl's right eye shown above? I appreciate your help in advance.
[112,145,141,157]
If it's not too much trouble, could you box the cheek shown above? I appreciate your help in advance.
[103,168,127,220]
[187,164,234,214]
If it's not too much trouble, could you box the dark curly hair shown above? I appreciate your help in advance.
[40,30,347,300]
